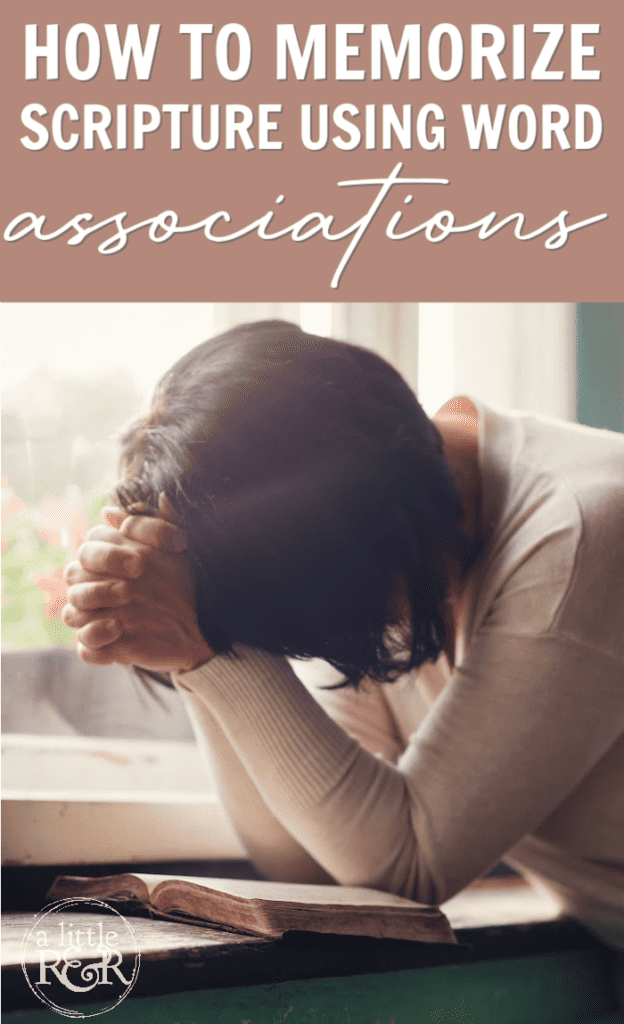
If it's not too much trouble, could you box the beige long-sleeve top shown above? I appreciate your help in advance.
[174,402,624,950]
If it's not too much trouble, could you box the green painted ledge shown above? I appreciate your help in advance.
[3,949,622,1024]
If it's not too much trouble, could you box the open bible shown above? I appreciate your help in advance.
[47,874,457,944]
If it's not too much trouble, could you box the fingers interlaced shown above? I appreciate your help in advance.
[62,605,102,629]
[120,515,186,552]
[75,617,123,649]
[66,579,130,611]
[64,561,108,587]
[77,538,145,578]
[77,640,132,666]
[65,506,189,664]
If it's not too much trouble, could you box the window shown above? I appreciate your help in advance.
[1,302,577,866]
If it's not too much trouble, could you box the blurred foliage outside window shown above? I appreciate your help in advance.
[2,370,142,650]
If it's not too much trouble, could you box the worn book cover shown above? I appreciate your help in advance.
[46,874,457,942]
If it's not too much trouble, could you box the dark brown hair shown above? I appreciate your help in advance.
[117,320,471,687]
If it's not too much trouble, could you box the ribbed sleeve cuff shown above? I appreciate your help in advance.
[174,645,360,807]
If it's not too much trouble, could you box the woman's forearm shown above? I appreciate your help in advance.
[174,634,624,909]
[176,678,335,884]
[174,646,422,899]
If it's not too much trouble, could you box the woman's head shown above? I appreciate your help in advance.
[117,320,469,686]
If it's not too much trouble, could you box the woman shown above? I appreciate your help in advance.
[63,320,624,953]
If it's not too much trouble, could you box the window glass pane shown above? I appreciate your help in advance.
[2,301,575,741]
[2,304,218,657]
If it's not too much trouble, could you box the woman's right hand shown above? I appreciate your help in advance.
[62,509,215,674]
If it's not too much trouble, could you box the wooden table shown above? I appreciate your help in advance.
[3,880,623,1023]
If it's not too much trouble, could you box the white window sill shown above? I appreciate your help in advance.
[1,734,246,865]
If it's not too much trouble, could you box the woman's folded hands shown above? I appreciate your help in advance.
[62,506,215,674]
